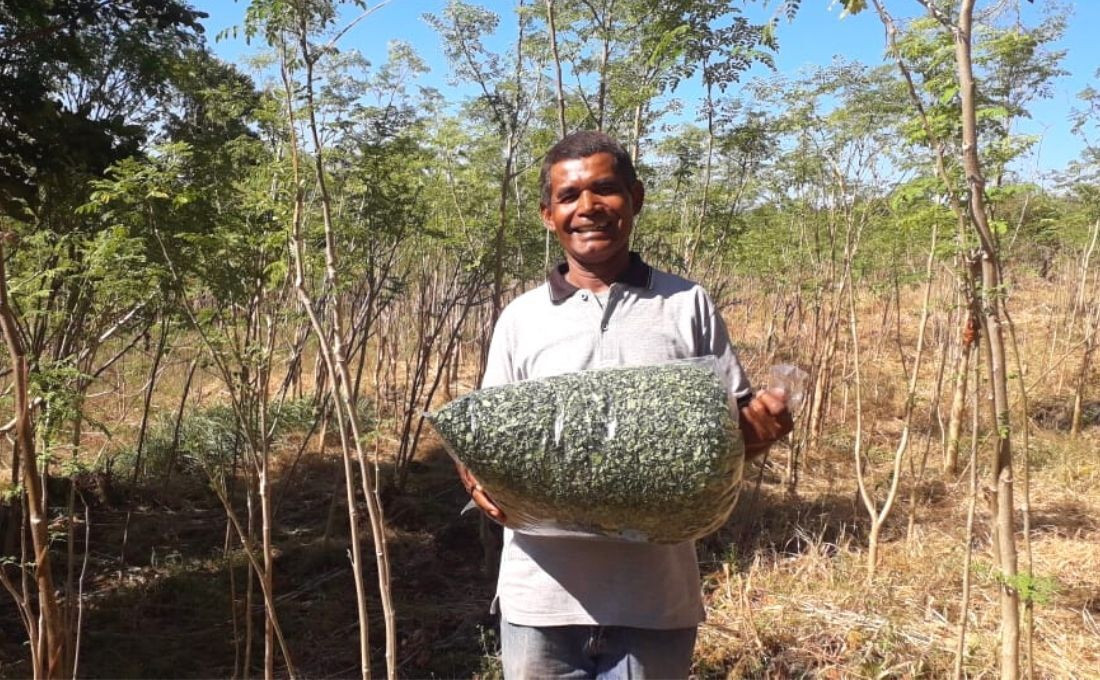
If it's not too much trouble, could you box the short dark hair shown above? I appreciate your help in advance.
[539,130,638,206]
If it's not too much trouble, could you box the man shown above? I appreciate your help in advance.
[459,131,791,679]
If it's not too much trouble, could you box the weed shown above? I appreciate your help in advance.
[474,625,503,680]
[268,396,319,433]
[104,398,324,484]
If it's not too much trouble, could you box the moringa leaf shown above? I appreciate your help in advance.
[428,360,744,543]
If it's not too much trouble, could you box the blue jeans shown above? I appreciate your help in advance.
[500,620,697,679]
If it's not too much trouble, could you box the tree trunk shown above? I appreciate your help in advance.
[131,314,169,485]
[1070,220,1099,436]
[595,11,611,131]
[0,239,68,678]
[943,341,972,473]
[546,0,566,138]
[686,77,715,275]
[162,357,199,490]
[631,102,644,163]
[954,344,982,679]
[954,3,1019,674]
[288,16,398,675]
[1070,302,1098,437]
[946,268,982,473]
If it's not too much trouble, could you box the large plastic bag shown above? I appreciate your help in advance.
[427,358,744,543]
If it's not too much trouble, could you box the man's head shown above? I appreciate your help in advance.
[539,131,644,274]
[539,131,638,207]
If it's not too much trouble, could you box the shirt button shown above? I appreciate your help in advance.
[580,292,588,301]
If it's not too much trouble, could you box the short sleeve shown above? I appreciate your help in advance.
[481,306,516,389]
[696,287,753,406]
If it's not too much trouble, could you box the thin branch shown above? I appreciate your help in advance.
[323,0,393,51]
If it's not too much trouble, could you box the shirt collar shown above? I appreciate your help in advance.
[547,251,652,302]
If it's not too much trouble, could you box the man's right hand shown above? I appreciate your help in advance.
[456,462,507,523]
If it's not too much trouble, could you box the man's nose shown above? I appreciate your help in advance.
[577,189,599,214]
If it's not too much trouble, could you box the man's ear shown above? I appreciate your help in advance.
[540,203,554,231]
[630,181,645,214]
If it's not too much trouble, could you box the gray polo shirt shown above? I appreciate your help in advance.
[482,253,751,629]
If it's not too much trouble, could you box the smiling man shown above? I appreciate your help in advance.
[460,131,791,679]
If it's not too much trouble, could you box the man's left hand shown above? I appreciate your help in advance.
[739,387,794,460]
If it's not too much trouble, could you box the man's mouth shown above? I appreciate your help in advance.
[568,224,609,234]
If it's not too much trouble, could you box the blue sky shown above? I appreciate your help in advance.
[191,0,1098,175]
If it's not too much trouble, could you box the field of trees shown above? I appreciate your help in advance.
[1,0,1097,677]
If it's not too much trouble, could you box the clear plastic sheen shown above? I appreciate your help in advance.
[767,363,809,415]
[428,358,745,543]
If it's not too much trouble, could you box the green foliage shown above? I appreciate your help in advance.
[109,397,321,483]
[110,405,239,482]
[838,0,867,15]
[0,0,206,218]
[6,193,167,352]
[28,359,88,439]
[974,562,1060,606]
[268,398,322,434]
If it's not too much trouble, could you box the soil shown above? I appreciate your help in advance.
[0,444,500,679]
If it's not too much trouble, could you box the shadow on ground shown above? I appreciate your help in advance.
[1031,397,1100,431]
[1,444,498,679]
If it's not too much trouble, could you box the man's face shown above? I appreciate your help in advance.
[540,152,644,269]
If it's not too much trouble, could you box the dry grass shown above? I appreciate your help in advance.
[692,443,1100,678]
[2,264,1097,678]
[691,265,1100,678]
